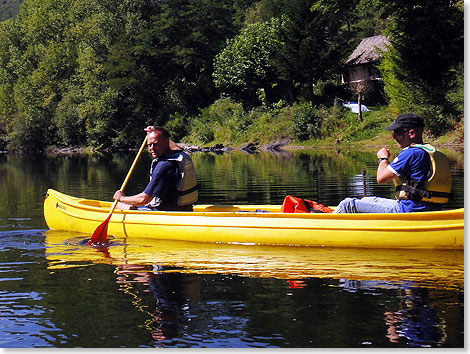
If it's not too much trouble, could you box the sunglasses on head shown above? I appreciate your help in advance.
[393,128,409,136]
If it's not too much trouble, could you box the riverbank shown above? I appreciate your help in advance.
[175,116,465,154]
[41,135,463,156]
[173,124,464,154]
[4,118,462,156]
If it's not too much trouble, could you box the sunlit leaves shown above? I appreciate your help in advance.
[213,16,288,101]
[0,0,463,151]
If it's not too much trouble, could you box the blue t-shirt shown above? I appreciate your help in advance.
[143,157,180,209]
[387,146,440,212]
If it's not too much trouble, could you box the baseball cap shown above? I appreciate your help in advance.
[384,114,425,131]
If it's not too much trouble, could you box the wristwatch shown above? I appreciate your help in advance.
[378,157,389,163]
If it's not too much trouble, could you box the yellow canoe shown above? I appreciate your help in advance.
[43,189,464,250]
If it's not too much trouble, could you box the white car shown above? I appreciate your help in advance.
[343,102,370,113]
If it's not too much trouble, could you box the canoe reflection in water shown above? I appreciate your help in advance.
[115,264,201,342]
[44,230,463,347]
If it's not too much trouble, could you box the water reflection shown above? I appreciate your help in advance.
[0,148,464,347]
[340,279,456,346]
[191,147,464,209]
[43,230,464,347]
[95,259,462,347]
[44,230,464,290]
[115,264,200,343]
[0,227,462,348]
[383,286,446,346]
[0,147,464,218]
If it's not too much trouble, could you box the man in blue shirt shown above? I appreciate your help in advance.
[113,126,198,211]
[333,114,442,213]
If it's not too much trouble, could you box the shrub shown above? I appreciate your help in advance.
[165,112,189,142]
[188,113,215,144]
[445,63,464,118]
[420,107,452,138]
[291,103,320,141]
[317,105,348,138]
[378,46,416,114]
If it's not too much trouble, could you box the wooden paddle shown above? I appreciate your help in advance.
[88,135,149,245]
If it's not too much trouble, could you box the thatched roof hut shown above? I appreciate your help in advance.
[343,35,390,85]
[345,35,390,67]
[342,35,390,119]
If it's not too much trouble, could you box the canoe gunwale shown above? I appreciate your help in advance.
[47,189,464,221]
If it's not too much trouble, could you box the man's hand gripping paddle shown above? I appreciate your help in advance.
[88,135,148,245]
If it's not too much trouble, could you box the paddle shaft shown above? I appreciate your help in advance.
[107,135,149,217]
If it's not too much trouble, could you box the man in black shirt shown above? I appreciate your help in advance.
[113,126,198,211]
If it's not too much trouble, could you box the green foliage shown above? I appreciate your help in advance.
[379,0,463,120]
[291,103,320,141]
[143,0,256,118]
[213,16,288,105]
[187,99,354,146]
[236,0,357,106]
[55,81,86,146]
[445,63,464,117]
[378,45,415,114]
[0,0,23,21]
[188,111,215,145]
[187,98,247,145]
[316,105,349,138]
[343,109,390,141]
[246,104,293,143]
[419,107,451,138]
[0,0,463,151]
[165,112,189,143]
[0,0,256,151]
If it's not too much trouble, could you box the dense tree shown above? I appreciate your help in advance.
[0,0,464,150]
[213,16,289,106]
[0,20,17,149]
[215,0,363,106]
[377,0,463,131]
[0,0,23,21]
[0,0,77,151]
[70,0,157,148]
[0,0,257,150]
[146,0,256,120]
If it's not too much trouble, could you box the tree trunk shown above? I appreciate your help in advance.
[283,81,295,104]
[264,85,275,104]
[306,81,315,105]
[358,94,363,123]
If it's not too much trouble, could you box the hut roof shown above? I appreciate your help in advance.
[346,35,390,65]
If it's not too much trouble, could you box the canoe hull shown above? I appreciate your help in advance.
[43,189,464,249]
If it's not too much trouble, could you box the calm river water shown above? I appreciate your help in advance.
[0,146,464,348]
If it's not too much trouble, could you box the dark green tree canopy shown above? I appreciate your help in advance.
[0,0,463,151]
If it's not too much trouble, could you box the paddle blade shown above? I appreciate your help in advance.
[89,214,111,244]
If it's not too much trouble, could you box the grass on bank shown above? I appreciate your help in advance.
[167,98,462,149]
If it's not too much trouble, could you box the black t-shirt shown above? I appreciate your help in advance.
[143,159,180,210]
